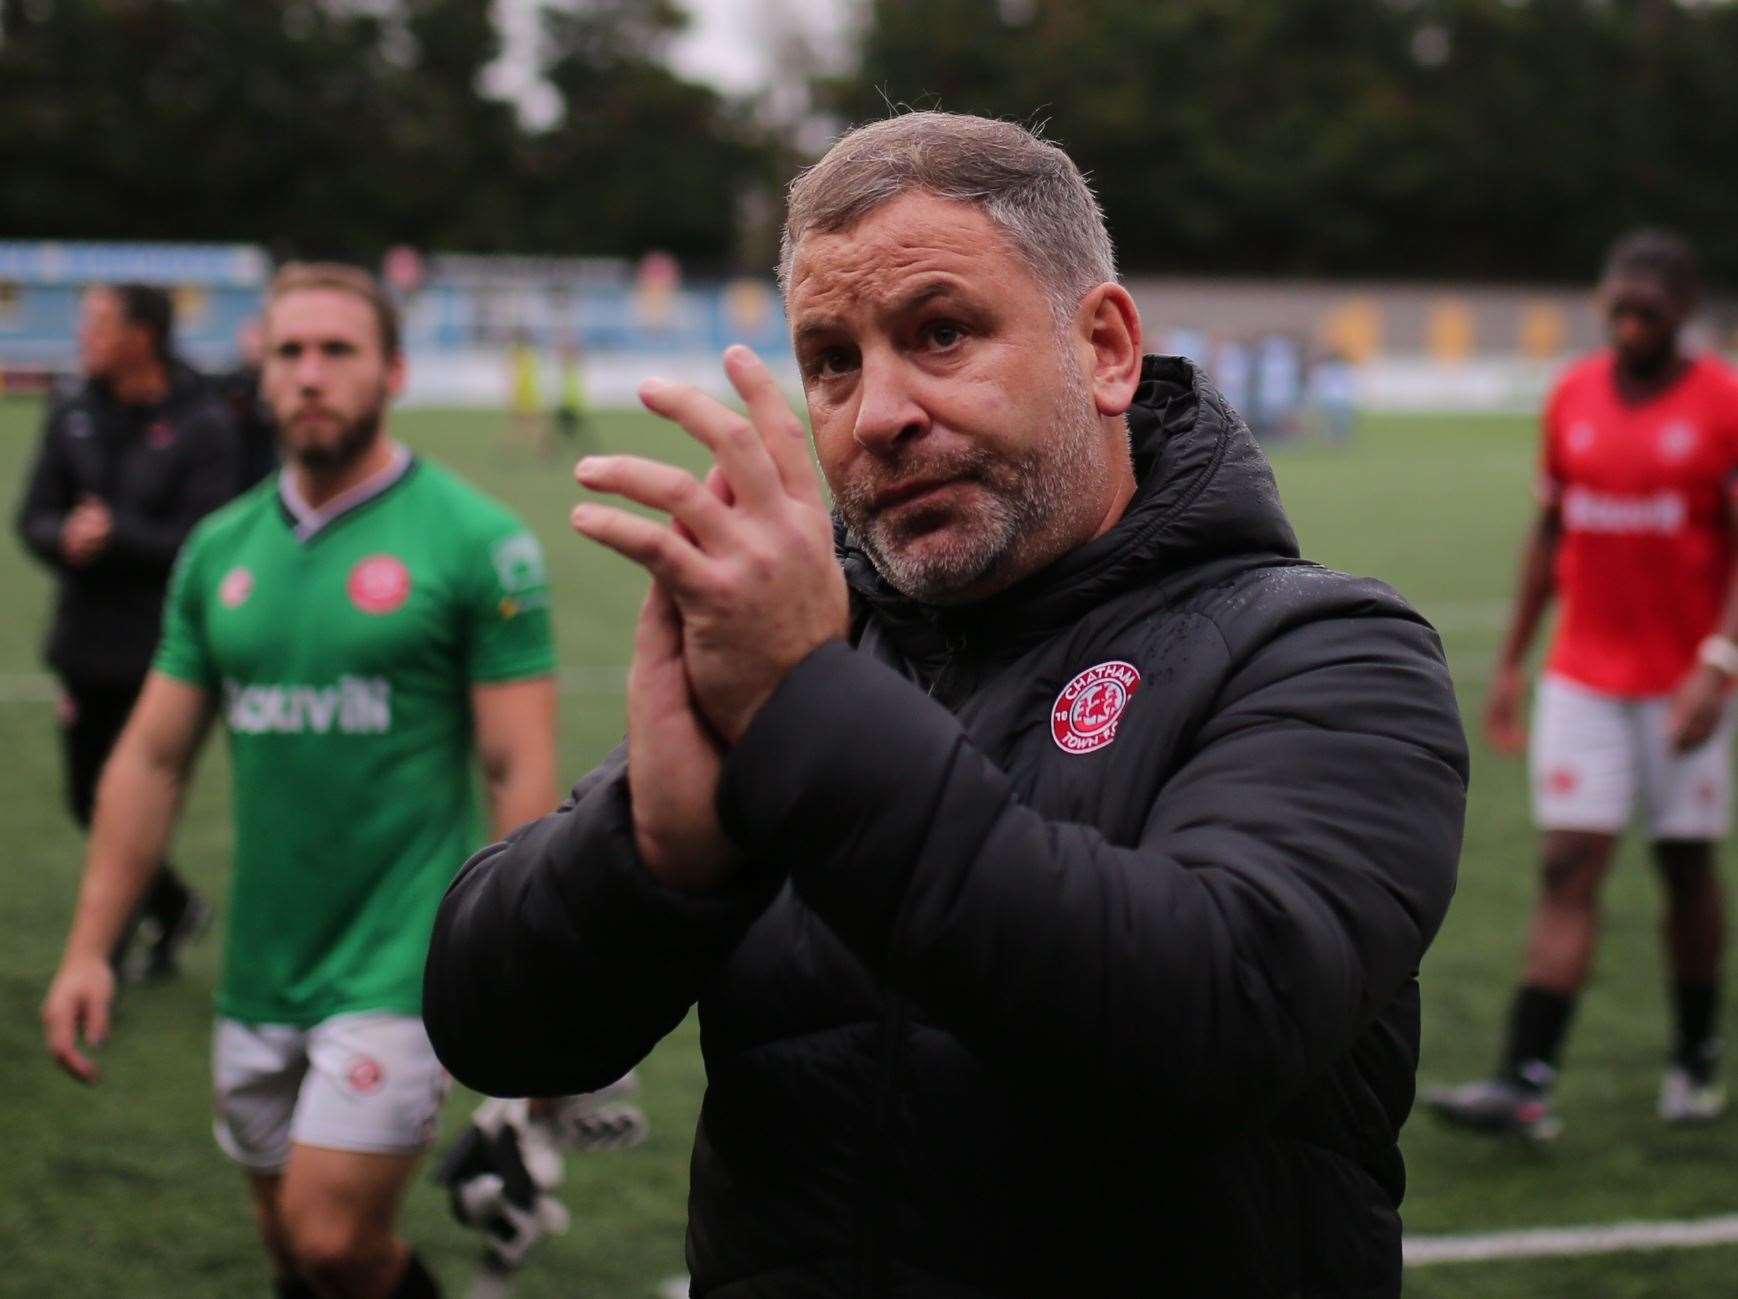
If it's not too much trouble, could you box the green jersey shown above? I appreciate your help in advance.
[154,451,555,1026]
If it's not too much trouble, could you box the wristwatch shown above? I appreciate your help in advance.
[1697,634,1738,678]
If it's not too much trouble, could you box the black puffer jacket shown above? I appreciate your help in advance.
[15,362,241,687]
[425,357,1467,1298]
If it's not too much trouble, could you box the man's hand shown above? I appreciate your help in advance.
[58,497,112,567]
[41,954,116,1083]
[572,346,848,743]
[624,578,740,890]
[1483,662,1529,756]
[1669,664,1729,753]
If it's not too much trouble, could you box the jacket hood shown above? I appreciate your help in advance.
[839,354,1299,653]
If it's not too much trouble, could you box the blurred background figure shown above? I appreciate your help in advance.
[215,316,281,489]
[505,331,545,452]
[13,282,240,980]
[552,335,593,455]
[1251,332,1304,441]
[1211,334,1252,422]
[1427,230,1738,1140]
[1308,347,1359,444]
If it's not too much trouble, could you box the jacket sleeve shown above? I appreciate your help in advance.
[15,412,71,568]
[102,406,241,574]
[423,741,782,1098]
[716,614,1466,1136]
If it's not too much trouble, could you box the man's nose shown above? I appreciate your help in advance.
[851,355,929,453]
[292,353,328,391]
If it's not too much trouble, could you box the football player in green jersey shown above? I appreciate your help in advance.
[42,264,559,1299]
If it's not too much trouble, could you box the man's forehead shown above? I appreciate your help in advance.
[266,287,375,338]
[788,192,1021,310]
[1604,270,1681,303]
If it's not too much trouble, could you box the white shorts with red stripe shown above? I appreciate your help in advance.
[1530,673,1734,839]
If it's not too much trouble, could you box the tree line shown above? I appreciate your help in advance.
[4,0,1737,285]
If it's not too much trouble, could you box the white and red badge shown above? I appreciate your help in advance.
[218,566,254,609]
[347,554,411,615]
[1052,660,1142,755]
[346,1055,385,1094]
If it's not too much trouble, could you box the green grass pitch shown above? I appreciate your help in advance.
[2,398,1736,1297]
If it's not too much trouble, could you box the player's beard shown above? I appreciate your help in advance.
[836,355,1112,605]
[289,386,387,474]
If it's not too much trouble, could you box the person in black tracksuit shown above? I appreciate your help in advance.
[424,115,1466,1298]
[213,317,280,490]
[16,283,242,975]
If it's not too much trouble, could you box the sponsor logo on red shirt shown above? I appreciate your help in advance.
[1560,485,1686,535]
[347,554,411,615]
[1052,660,1141,755]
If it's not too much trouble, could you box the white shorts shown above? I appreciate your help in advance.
[212,1012,450,1172]
[1530,674,1734,839]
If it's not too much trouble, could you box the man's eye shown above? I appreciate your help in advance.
[811,347,855,377]
[924,322,965,349]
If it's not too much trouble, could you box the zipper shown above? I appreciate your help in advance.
[925,627,971,706]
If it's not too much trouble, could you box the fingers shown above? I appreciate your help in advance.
[723,345,825,509]
[576,455,733,552]
[1672,714,1714,753]
[42,995,99,1084]
[704,464,736,506]
[571,501,708,592]
[632,580,683,665]
[639,377,782,510]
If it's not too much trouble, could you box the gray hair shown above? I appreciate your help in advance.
[777,111,1119,323]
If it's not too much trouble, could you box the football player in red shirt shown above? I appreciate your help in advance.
[1429,230,1738,1138]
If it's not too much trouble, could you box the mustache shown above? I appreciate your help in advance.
[838,448,996,510]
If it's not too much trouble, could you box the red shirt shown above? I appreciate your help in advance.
[1541,352,1738,697]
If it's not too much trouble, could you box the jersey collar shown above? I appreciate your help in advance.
[279,442,413,543]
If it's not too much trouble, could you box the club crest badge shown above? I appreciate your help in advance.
[1052,660,1141,755]
[218,566,254,609]
[1658,421,1697,462]
[346,1056,385,1094]
[347,554,411,615]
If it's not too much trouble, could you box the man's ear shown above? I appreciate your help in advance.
[1074,283,1143,418]
[385,351,408,400]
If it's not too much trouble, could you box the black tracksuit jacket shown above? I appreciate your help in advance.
[424,356,1468,1298]
[15,363,241,688]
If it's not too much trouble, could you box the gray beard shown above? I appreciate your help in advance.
[837,362,1112,605]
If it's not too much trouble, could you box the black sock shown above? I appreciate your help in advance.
[274,1274,317,1299]
[390,1253,441,1299]
[1501,985,1576,1092]
[1671,981,1721,1079]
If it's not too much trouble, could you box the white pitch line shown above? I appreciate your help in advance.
[1404,1214,1738,1266]
[658,1217,1738,1291]
[657,1218,1738,1289]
